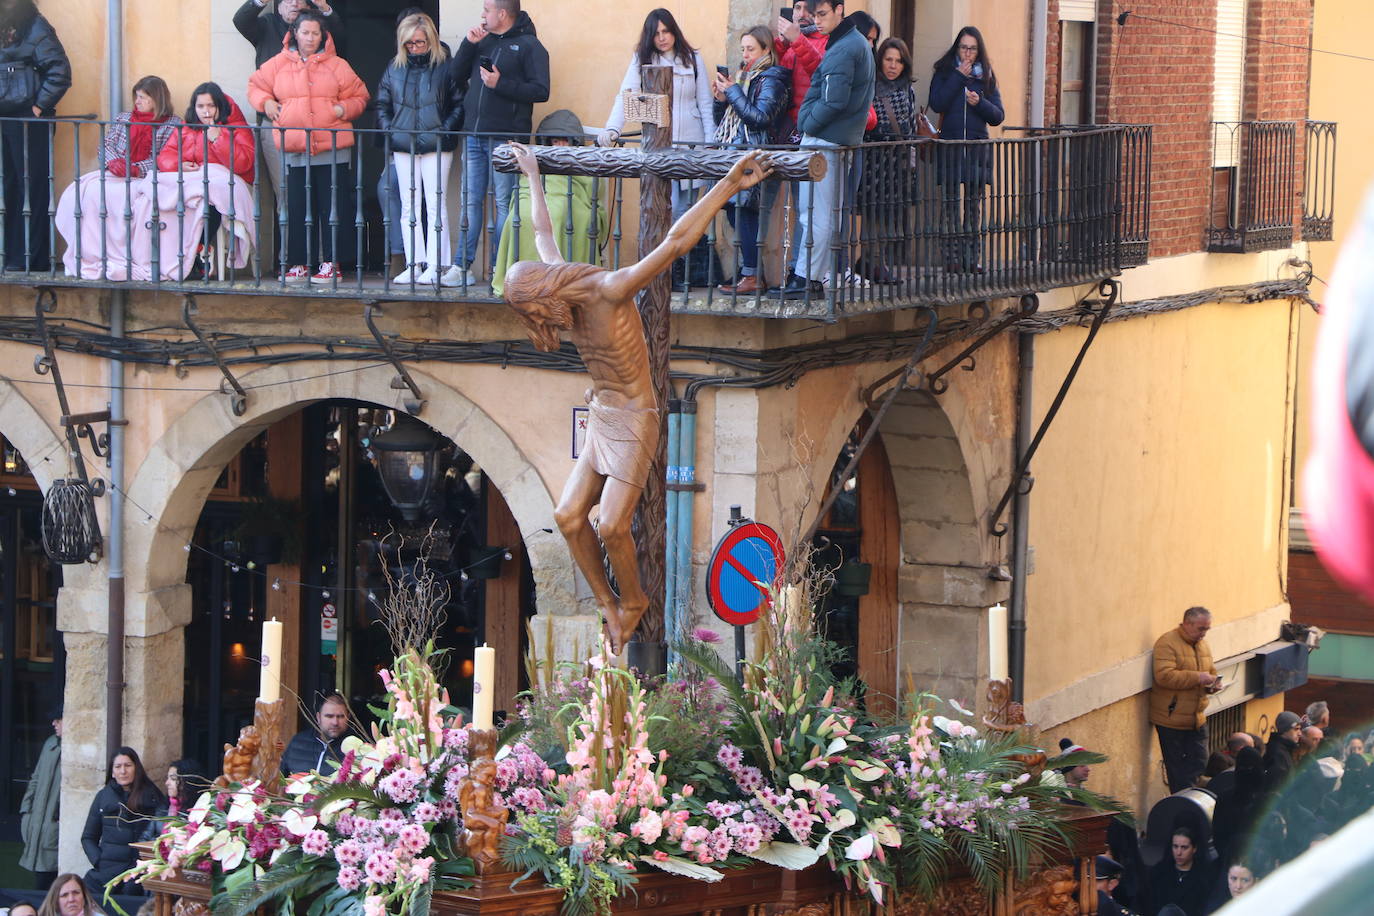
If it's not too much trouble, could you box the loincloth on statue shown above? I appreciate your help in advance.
[582,396,660,487]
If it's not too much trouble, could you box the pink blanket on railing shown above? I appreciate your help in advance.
[56,165,257,281]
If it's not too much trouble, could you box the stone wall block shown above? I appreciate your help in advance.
[882,432,968,474]
[892,468,979,523]
[900,519,984,567]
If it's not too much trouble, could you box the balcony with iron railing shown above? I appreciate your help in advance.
[0,118,1152,321]
[1207,119,1337,254]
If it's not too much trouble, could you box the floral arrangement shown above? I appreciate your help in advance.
[116,645,546,916]
[120,622,1119,916]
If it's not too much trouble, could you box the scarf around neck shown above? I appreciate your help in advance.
[127,109,162,165]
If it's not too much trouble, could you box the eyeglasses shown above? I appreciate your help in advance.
[405,38,429,47]
[958,44,978,51]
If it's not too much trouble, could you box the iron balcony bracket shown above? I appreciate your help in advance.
[61,409,127,466]
[989,278,1120,537]
[182,294,249,416]
[363,301,426,415]
[31,287,106,496]
[927,294,1041,396]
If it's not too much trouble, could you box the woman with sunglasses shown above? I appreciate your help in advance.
[928,26,1003,273]
[375,11,464,286]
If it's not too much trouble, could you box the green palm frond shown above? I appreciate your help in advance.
[307,781,391,813]
[214,858,332,916]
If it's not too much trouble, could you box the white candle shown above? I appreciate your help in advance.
[472,644,495,730]
[988,604,1008,682]
[260,618,283,703]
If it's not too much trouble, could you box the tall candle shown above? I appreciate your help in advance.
[473,644,495,730]
[988,604,1008,682]
[260,618,283,703]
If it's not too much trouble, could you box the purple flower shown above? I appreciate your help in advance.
[334,839,364,867]
[364,849,398,885]
[412,802,441,823]
[301,829,331,857]
[397,823,429,856]
[693,627,722,644]
[716,743,744,771]
[336,866,362,892]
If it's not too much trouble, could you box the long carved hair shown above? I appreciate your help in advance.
[503,260,605,352]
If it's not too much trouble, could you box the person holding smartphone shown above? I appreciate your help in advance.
[451,0,550,286]
[1150,606,1219,793]
[927,25,1003,273]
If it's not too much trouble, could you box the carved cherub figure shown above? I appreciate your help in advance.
[216,725,261,786]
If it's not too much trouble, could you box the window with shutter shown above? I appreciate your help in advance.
[1213,0,1247,167]
[1059,0,1096,23]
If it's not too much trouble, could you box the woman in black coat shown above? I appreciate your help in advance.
[375,11,463,287]
[81,746,165,896]
[928,26,1003,272]
[0,0,71,271]
[711,25,790,295]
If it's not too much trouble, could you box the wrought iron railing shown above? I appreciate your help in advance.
[1302,119,1336,242]
[0,117,1150,320]
[1207,120,1299,253]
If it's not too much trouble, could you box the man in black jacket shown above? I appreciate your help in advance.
[452,0,550,284]
[281,693,350,776]
[232,0,345,69]
[0,0,69,272]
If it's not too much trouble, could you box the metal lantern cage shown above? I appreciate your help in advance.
[42,478,103,564]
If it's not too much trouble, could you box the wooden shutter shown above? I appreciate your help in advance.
[1059,0,1095,22]
[1213,0,1247,167]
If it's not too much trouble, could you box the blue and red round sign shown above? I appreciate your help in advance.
[706,522,785,626]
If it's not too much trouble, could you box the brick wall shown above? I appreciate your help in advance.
[1070,0,1315,258]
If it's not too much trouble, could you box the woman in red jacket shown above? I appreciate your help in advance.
[248,11,369,284]
[149,83,257,280]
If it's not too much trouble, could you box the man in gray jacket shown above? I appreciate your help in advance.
[773,0,874,298]
[19,708,61,889]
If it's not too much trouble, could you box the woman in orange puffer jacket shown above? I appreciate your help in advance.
[248,11,369,284]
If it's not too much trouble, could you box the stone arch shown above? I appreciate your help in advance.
[0,376,70,494]
[122,361,576,634]
[809,380,1008,710]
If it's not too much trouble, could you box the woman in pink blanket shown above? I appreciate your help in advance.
[55,76,181,279]
[148,82,257,280]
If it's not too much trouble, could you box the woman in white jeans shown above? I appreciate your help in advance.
[597,8,714,219]
[374,11,464,285]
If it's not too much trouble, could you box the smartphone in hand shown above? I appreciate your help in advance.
[716,65,730,77]
[480,55,495,71]
[780,6,794,20]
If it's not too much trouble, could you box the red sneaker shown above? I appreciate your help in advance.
[282,264,310,283]
[310,261,341,285]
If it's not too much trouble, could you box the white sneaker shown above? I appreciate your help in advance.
[825,269,871,290]
[393,266,416,284]
[439,265,468,288]
[415,267,437,285]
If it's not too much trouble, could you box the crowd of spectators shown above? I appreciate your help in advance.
[0,0,1014,294]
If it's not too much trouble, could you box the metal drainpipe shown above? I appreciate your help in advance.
[1008,332,1033,703]
[673,400,698,657]
[1030,0,1048,128]
[664,401,682,658]
[105,0,126,760]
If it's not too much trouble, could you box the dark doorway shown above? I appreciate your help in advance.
[334,0,443,269]
[0,437,65,842]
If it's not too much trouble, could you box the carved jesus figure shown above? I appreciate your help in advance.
[503,142,773,654]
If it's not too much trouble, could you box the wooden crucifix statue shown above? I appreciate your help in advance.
[502,142,776,654]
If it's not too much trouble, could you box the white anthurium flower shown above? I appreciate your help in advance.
[285,776,315,797]
[831,808,857,829]
[283,808,318,836]
[848,761,887,782]
[184,824,216,853]
[209,830,247,871]
[319,797,354,823]
[948,698,973,716]
[187,792,213,825]
[932,715,951,733]
[341,735,367,755]
[869,817,901,847]
[845,833,876,861]
[226,792,258,824]
[826,737,848,756]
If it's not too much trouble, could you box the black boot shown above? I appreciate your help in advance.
[769,271,824,299]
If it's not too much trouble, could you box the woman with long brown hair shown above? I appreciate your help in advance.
[81,747,165,896]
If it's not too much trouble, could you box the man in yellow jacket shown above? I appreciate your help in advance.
[1150,606,1219,793]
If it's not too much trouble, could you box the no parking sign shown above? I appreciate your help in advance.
[706,521,785,626]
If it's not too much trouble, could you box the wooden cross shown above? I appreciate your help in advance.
[492,66,825,643]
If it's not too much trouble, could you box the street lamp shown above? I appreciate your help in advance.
[370,414,443,522]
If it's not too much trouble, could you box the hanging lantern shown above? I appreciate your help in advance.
[42,478,102,564]
[370,414,442,522]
